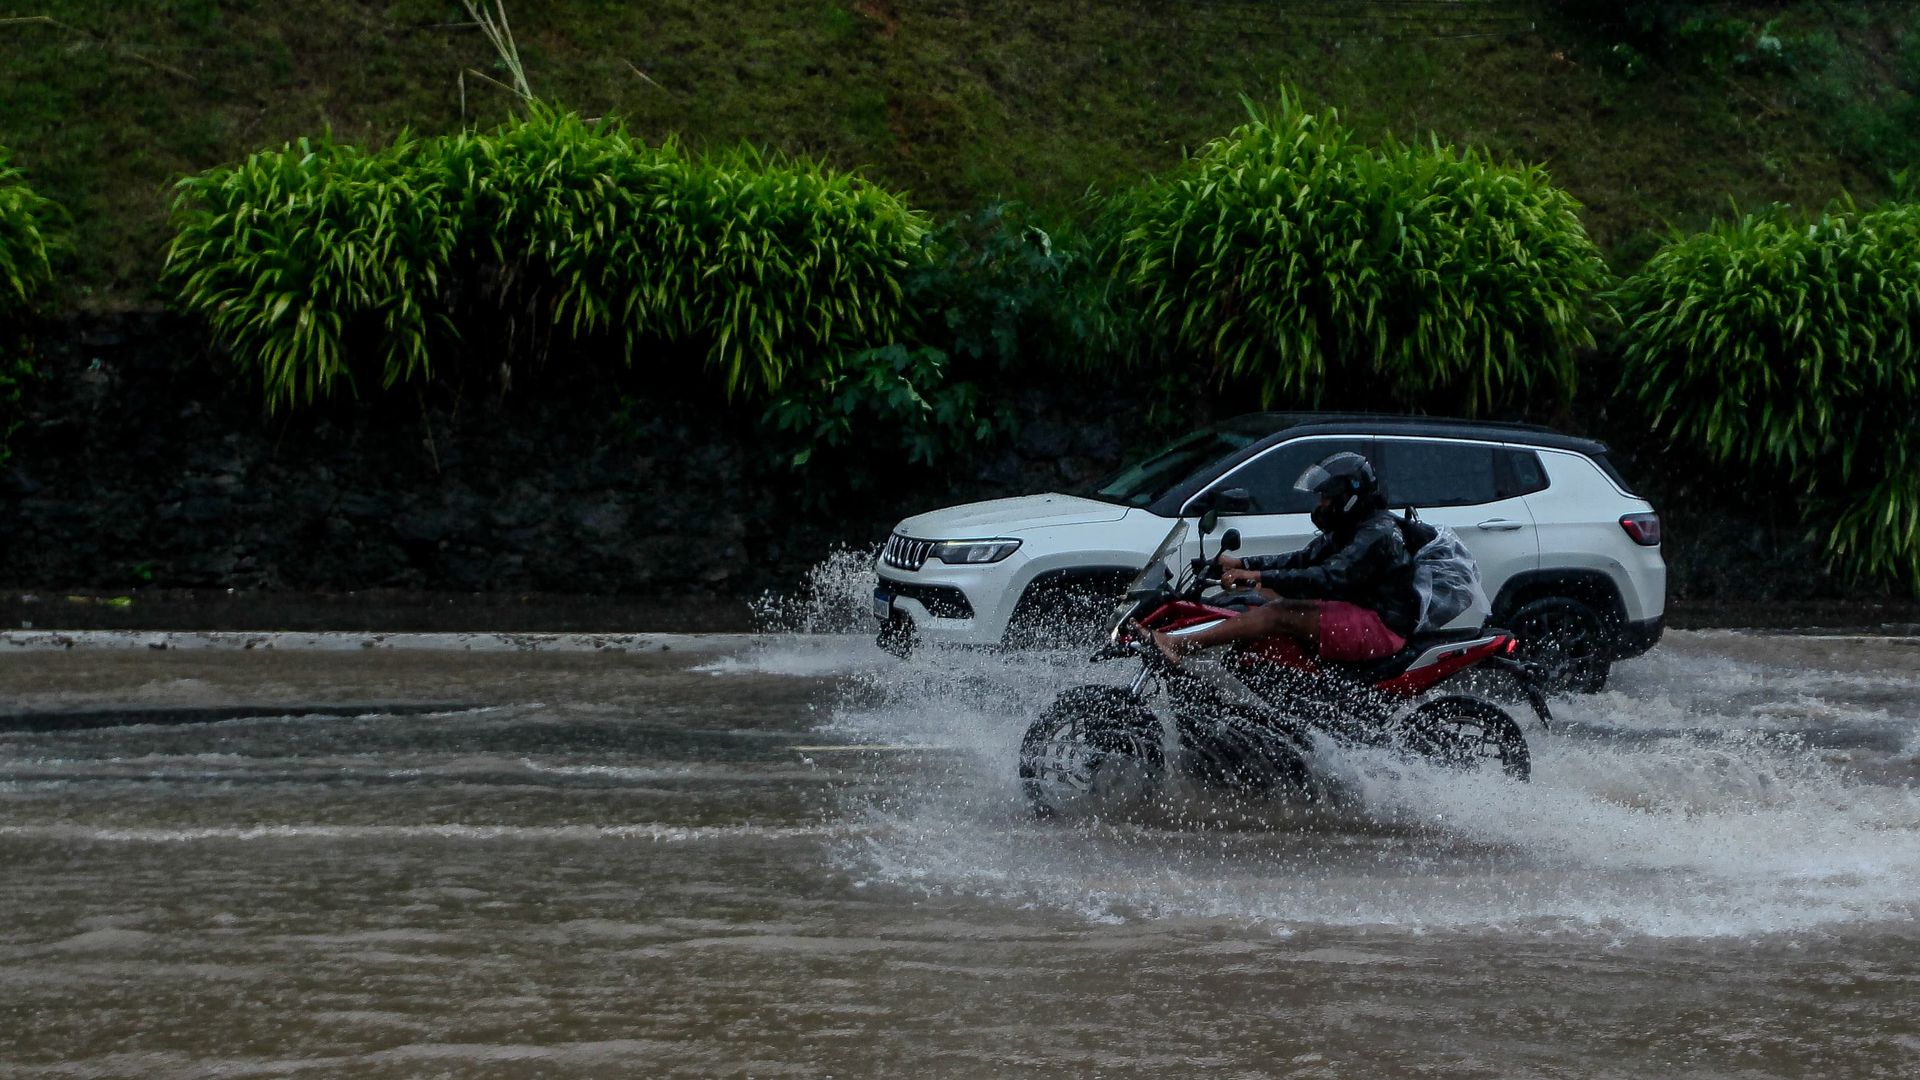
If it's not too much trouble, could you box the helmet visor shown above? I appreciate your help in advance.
[1292,462,1336,495]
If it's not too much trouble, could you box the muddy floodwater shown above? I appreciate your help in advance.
[2,627,1917,1078]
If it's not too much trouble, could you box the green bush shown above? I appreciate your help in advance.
[757,204,1097,494]
[167,110,930,409]
[166,133,457,407]
[434,113,930,395]
[762,343,1004,477]
[0,147,57,464]
[420,115,686,383]
[894,203,1117,381]
[1616,201,1920,589]
[0,146,56,320]
[1107,94,1611,416]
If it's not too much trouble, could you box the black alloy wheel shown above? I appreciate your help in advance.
[1003,578,1126,649]
[876,613,915,659]
[1019,687,1165,819]
[1399,695,1531,781]
[1509,595,1609,694]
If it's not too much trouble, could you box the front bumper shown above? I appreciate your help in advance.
[1611,615,1664,660]
[876,579,974,620]
[873,570,1006,647]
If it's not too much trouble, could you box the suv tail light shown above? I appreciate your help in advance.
[1619,513,1661,546]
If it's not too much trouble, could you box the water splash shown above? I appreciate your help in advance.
[704,550,1920,937]
[693,544,896,677]
[751,544,883,636]
[812,625,1920,939]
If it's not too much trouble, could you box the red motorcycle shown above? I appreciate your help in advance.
[1019,510,1552,819]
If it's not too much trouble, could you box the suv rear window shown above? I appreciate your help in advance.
[1497,448,1549,498]
[1377,440,1499,508]
[1589,450,1640,496]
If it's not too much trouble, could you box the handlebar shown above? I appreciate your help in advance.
[1187,557,1225,593]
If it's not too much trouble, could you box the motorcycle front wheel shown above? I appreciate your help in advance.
[1398,695,1531,781]
[1019,685,1165,819]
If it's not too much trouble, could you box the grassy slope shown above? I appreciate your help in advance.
[0,0,1914,305]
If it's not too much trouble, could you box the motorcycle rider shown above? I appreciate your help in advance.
[1151,451,1419,665]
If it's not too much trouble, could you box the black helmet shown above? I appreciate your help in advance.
[1294,451,1382,531]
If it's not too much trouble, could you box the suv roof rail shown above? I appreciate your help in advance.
[1242,410,1562,433]
[1225,411,1609,453]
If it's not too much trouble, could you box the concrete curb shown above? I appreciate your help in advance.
[0,629,778,653]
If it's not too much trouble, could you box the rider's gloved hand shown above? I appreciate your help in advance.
[1220,567,1263,590]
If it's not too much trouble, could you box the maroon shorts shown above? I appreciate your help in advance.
[1314,600,1406,662]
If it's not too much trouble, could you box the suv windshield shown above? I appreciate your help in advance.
[1086,423,1264,507]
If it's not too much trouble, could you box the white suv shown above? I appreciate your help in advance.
[873,413,1665,690]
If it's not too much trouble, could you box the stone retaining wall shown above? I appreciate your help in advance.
[0,314,1138,604]
[5,314,1915,621]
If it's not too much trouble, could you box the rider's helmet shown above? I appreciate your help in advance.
[1294,451,1384,533]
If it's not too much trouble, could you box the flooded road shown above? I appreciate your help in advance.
[2,628,1917,1077]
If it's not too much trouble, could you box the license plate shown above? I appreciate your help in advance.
[872,588,894,621]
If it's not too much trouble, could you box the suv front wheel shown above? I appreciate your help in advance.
[1003,570,1133,649]
[876,612,916,659]
[1509,595,1610,694]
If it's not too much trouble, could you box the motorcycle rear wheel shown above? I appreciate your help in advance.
[1019,686,1165,819]
[1399,695,1531,781]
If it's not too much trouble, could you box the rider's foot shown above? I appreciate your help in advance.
[1150,629,1195,665]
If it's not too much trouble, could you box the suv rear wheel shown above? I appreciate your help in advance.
[1509,595,1609,694]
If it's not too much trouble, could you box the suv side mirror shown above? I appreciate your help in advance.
[1220,528,1241,552]
[1199,508,1219,536]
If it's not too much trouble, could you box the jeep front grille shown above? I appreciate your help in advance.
[882,533,937,571]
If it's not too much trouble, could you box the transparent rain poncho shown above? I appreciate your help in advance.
[1407,523,1489,633]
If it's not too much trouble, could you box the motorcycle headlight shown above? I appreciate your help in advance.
[933,539,1022,565]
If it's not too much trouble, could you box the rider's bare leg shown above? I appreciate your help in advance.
[1151,599,1319,662]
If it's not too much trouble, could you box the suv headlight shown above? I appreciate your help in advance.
[934,539,1022,565]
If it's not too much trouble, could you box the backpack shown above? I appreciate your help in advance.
[1391,508,1488,634]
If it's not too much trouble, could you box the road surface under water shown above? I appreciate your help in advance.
[1,624,1917,1078]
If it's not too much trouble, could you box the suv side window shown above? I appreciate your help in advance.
[1226,438,1371,514]
[1377,439,1499,508]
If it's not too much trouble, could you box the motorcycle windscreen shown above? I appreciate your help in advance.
[1126,520,1190,597]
